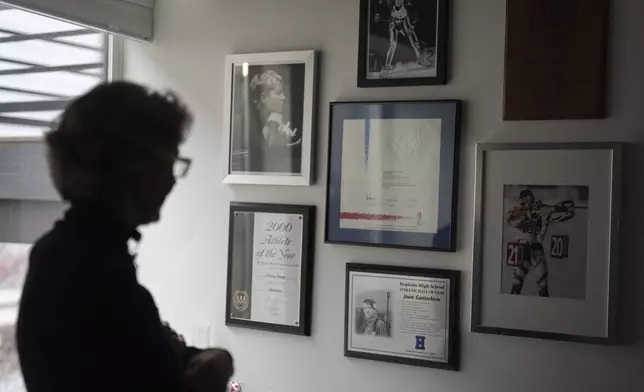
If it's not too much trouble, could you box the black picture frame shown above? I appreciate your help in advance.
[357,0,450,87]
[225,203,315,336]
[471,143,621,344]
[325,100,461,252]
[344,263,460,370]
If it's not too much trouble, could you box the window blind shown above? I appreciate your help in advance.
[0,0,154,41]
[0,7,109,137]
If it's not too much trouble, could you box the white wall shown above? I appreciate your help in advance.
[123,0,644,391]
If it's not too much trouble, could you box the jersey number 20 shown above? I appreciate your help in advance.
[550,235,570,259]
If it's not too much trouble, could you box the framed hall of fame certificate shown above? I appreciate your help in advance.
[345,264,460,370]
[225,203,315,336]
[325,101,461,251]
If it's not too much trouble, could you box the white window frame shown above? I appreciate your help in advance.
[107,34,124,82]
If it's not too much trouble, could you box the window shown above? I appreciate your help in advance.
[0,7,121,391]
[0,6,120,391]
[0,5,113,138]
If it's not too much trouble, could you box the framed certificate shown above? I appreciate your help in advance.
[345,263,460,370]
[325,100,461,251]
[225,203,315,336]
[472,143,621,344]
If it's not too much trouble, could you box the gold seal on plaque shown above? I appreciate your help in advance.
[233,290,249,312]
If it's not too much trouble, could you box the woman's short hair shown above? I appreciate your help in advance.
[249,70,283,106]
[46,82,192,202]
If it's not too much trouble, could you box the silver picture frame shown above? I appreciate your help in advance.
[222,50,318,186]
[471,143,621,344]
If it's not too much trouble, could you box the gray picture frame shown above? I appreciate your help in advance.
[471,143,621,344]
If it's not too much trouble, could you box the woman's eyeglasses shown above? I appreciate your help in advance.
[173,157,192,179]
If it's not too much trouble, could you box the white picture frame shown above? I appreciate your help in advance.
[471,143,621,344]
[222,50,318,186]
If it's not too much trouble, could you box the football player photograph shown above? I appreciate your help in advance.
[229,64,305,176]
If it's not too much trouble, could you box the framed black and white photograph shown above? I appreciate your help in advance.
[502,185,589,299]
[223,51,317,186]
[226,203,315,335]
[357,0,449,87]
[472,143,621,344]
[345,264,460,370]
[325,101,461,251]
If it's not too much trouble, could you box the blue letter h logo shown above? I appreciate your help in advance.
[415,335,426,350]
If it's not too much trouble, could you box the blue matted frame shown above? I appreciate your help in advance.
[325,100,461,252]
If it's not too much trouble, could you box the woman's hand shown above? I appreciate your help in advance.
[186,349,234,392]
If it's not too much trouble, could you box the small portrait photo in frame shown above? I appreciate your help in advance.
[223,51,317,186]
[357,0,450,87]
[225,203,315,336]
[345,263,460,370]
[472,143,621,344]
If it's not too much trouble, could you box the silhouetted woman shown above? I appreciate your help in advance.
[17,82,233,392]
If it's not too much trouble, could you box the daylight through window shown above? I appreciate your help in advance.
[0,5,109,137]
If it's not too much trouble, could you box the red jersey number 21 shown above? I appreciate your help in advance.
[506,243,523,266]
